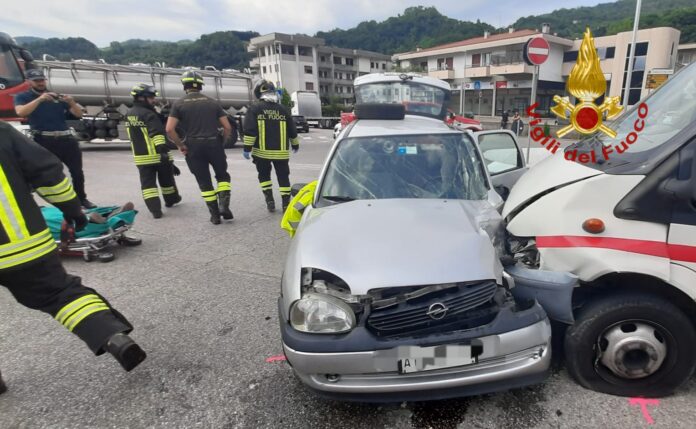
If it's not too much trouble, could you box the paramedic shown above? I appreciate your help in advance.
[0,122,146,394]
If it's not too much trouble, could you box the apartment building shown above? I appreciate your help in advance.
[248,33,391,105]
[393,26,682,116]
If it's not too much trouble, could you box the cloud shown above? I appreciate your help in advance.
[1,0,605,46]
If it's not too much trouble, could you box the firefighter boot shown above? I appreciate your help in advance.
[105,333,147,372]
[263,189,276,212]
[0,370,7,395]
[218,191,234,220]
[206,201,222,225]
[282,195,291,212]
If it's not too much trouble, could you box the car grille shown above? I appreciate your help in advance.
[366,281,498,337]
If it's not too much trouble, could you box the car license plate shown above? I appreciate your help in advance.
[397,345,476,374]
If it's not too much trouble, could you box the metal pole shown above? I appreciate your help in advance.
[461,50,467,115]
[526,64,539,163]
[477,92,481,118]
[623,0,642,108]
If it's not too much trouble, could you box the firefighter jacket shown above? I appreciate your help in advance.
[281,181,317,238]
[125,102,170,166]
[0,122,83,270]
[243,100,299,160]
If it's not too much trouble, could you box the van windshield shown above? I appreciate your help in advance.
[317,134,489,205]
[569,62,696,167]
[0,45,23,88]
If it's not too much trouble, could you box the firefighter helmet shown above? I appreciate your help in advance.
[253,80,276,100]
[181,70,204,89]
[130,83,158,98]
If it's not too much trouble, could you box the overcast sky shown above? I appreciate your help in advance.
[3,0,607,47]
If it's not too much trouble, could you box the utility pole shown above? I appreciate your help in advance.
[622,0,642,108]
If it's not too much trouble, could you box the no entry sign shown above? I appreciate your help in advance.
[524,37,550,66]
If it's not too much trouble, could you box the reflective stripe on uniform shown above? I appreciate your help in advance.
[152,135,166,146]
[201,190,217,202]
[0,164,29,241]
[251,148,290,160]
[290,137,299,148]
[259,180,273,190]
[36,177,78,204]
[55,294,110,332]
[280,181,317,238]
[279,186,291,196]
[0,231,56,270]
[142,188,159,199]
[243,135,256,147]
[161,186,177,195]
[217,182,231,192]
[280,121,287,152]
[258,120,266,151]
[134,154,161,165]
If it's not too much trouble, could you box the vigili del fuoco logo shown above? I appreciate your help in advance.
[527,27,649,163]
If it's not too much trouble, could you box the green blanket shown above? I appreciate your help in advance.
[41,206,137,240]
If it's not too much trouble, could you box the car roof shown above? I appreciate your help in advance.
[346,115,459,138]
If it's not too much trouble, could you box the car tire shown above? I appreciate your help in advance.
[564,292,696,397]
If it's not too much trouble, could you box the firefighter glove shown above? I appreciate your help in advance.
[172,164,181,176]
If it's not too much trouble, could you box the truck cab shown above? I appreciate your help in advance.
[0,32,31,123]
[504,62,696,397]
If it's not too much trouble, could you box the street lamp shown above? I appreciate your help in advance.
[622,0,642,108]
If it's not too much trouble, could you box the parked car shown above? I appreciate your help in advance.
[503,62,696,397]
[292,115,310,133]
[279,73,577,402]
[446,110,483,132]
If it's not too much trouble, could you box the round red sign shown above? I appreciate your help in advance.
[524,37,550,66]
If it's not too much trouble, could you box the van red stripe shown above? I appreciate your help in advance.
[536,235,696,263]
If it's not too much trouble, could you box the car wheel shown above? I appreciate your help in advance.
[564,292,696,397]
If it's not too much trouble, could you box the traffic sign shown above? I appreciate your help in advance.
[473,81,481,91]
[524,37,551,66]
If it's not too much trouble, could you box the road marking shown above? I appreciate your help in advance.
[629,397,659,425]
[265,355,287,363]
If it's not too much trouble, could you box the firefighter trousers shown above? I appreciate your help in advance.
[0,252,133,355]
[185,139,231,203]
[253,157,290,196]
[138,162,180,213]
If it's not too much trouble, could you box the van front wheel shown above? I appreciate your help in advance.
[564,292,696,397]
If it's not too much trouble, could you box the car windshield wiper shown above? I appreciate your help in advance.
[322,195,356,202]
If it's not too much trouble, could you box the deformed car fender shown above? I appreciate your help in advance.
[505,264,577,324]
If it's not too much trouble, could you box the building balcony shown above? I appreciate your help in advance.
[334,63,356,71]
[465,66,489,78]
[490,63,534,76]
[429,69,455,80]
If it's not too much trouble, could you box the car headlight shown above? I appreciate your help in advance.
[290,293,356,334]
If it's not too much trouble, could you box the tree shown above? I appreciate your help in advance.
[279,88,293,109]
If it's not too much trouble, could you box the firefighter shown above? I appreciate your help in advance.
[165,71,233,225]
[0,122,146,394]
[125,83,181,218]
[243,80,299,212]
[280,181,317,237]
[14,68,95,209]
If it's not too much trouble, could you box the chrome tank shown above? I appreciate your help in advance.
[33,60,253,109]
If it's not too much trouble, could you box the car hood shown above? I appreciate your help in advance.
[290,199,499,295]
[502,151,603,218]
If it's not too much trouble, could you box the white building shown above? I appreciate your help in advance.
[393,26,682,116]
[248,33,391,105]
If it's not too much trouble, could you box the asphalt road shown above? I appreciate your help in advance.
[1,128,695,428]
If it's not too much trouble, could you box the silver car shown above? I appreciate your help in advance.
[279,73,575,402]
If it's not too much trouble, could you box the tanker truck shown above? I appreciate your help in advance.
[0,32,253,147]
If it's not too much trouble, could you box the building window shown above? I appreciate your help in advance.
[419,61,427,71]
[347,86,353,94]
[320,55,326,62]
[262,66,267,74]
[306,82,314,91]
[563,51,578,63]
[370,62,375,68]
[382,63,386,70]
[346,58,354,66]
[333,56,342,65]
[280,44,295,55]
[437,57,453,70]
[298,46,312,56]
[471,53,481,67]
[305,65,313,74]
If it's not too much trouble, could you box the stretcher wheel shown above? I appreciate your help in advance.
[98,252,115,263]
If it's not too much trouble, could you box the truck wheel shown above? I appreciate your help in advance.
[564,292,696,397]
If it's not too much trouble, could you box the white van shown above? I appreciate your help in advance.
[503,62,696,397]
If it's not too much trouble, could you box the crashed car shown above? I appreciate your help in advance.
[279,73,577,402]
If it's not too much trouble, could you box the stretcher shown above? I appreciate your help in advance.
[41,206,142,262]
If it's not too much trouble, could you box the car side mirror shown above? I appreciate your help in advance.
[20,49,34,63]
[291,183,308,197]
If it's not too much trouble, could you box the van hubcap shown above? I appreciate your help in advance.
[598,321,667,379]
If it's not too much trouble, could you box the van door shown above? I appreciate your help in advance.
[474,130,527,198]
[665,141,696,285]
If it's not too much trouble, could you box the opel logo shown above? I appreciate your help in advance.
[426,303,448,320]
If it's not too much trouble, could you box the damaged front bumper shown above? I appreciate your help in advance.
[505,264,577,324]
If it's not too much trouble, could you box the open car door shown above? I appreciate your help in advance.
[474,130,527,199]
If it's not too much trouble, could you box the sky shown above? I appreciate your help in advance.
[3,0,608,47]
